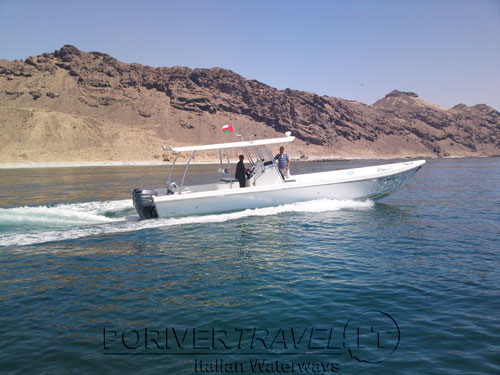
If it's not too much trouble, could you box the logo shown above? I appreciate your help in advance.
[343,310,400,363]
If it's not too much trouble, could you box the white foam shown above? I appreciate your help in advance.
[0,199,373,247]
[0,199,132,226]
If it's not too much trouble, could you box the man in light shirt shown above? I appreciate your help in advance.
[275,146,291,179]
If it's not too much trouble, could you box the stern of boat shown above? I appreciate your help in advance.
[133,188,159,219]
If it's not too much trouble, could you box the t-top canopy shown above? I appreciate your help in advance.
[163,134,295,153]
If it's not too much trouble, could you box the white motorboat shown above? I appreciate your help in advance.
[133,132,425,219]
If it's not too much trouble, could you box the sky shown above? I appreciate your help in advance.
[1,0,499,110]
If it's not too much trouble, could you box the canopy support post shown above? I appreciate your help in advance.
[167,152,180,183]
[180,150,196,194]
[219,149,223,177]
[226,148,232,189]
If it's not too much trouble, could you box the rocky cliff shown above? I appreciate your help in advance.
[1,45,499,163]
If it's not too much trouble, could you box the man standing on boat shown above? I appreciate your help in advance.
[235,155,250,188]
[275,146,291,179]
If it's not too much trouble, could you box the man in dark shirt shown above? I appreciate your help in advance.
[235,155,249,188]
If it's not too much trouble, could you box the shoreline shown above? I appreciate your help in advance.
[0,155,494,170]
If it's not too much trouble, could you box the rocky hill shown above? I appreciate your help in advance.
[0,45,499,164]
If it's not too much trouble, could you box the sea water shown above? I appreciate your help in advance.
[0,158,499,374]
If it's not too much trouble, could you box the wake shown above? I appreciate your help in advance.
[0,199,373,247]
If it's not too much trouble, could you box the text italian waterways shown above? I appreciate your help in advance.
[195,358,340,374]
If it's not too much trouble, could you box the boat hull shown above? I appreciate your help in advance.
[152,161,423,218]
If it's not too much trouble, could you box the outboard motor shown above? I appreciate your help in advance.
[132,188,159,220]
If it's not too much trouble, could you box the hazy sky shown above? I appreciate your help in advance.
[1,0,499,109]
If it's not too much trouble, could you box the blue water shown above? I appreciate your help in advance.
[0,158,499,374]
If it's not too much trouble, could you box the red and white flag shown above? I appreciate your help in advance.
[222,124,234,133]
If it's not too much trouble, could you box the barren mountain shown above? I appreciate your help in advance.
[0,45,499,164]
